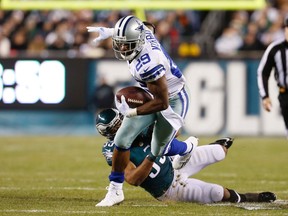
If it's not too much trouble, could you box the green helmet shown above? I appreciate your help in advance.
[95,108,123,140]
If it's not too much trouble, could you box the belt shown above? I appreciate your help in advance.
[279,87,286,93]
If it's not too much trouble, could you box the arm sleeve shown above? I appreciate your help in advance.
[257,45,275,99]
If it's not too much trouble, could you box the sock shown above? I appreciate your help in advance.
[109,171,124,183]
[225,189,242,203]
[109,181,123,190]
[181,141,193,155]
[164,139,191,156]
[115,146,130,151]
[239,193,247,202]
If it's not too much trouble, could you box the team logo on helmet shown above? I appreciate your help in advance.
[95,108,123,140]
[135,21,145,33]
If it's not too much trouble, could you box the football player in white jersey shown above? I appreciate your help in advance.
[87,16,196,207]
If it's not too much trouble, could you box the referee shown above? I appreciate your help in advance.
[257,16,288,138]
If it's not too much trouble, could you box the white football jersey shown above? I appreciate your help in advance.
[127,29,186,98]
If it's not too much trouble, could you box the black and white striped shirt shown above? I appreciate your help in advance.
[257,39,288,99]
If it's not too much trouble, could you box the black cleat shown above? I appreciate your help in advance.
[258,192,277,202]
[245,192,277,202]
[210,137,234,149]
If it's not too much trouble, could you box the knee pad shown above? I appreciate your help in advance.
[210,185,224,202]
[192,145,225,165]
[184,179,223,203]
[207,145,225,162]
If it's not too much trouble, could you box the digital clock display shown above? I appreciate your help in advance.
[0,59,91,110]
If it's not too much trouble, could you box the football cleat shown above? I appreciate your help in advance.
[209,137,234,149]
[96,184,124,207]
[172,136,198,170]
[244,192,276,202]
[258,192,277,202]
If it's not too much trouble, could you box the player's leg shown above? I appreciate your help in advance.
[177,144,226,179]
[158,178,224,203]
[159,177,276,203]
[154,86,195,160]
[149,115,176,156]
[150,113,195,158]
[222,188,276,203]
[115,114,156,149]
[168,87,203,169]
[112,114,155,170]
[96,114,155,207]
[278,93,288,138]
[176,137,234,178]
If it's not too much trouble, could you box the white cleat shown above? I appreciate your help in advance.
[96,185,124,207]
[172,136,198,170]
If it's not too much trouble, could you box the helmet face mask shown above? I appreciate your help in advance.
[113,40,137,58]
[112,16,145,61]
[96,108,123,140]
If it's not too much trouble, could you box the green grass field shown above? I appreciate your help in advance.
[0,136,287,216]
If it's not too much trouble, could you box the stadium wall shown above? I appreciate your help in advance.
[0,58,285,137]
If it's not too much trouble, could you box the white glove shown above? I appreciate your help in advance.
[115,95,137,118]
[86,26,114,45]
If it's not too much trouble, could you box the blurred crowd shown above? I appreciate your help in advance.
[0,0,287,59]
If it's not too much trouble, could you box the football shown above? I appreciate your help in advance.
[116,86,153,108]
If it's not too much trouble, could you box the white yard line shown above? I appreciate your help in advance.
[207,199,288,211]
[0,186,98,191]
[0,205,168,215]
[0,209,108,214]
[130,204,168,207]
[0,186,145,191]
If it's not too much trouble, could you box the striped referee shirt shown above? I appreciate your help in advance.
[257,39,288,99]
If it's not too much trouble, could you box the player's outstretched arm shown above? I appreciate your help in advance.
[86,26,114,45]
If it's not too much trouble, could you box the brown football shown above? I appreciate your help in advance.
[116,86,153,108]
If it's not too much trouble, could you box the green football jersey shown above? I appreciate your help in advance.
[102,140,174,198]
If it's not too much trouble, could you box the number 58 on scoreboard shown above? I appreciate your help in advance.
[0,59,90,110]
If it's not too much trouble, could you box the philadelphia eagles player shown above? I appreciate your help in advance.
[95,108,276,206]
[88,16,196,206]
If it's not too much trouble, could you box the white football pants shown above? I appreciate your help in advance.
[157,145,225,203]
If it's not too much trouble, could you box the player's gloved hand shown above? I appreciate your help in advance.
[86,27,114,45]
[116,95,137,118]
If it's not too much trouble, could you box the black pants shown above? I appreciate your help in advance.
[278,92,288,131]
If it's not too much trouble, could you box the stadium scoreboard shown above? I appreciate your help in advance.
[0,59,91,110]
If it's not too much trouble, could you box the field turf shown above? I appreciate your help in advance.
[0,136,287,216]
